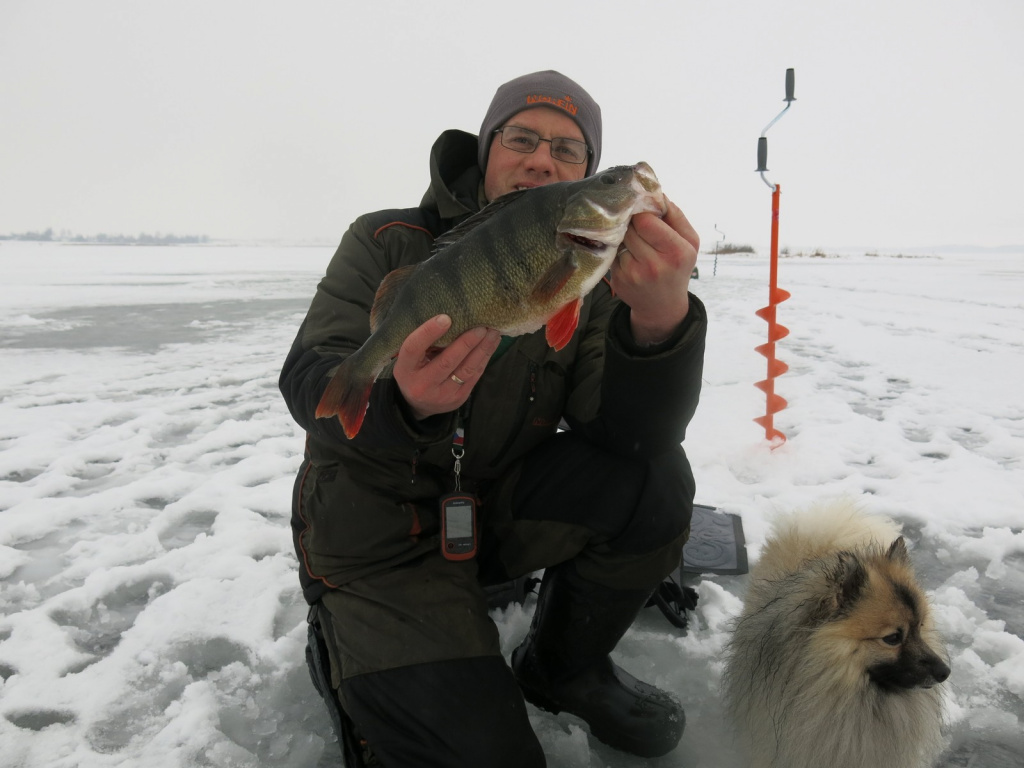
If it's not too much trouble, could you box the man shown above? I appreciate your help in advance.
[280,70,705,766]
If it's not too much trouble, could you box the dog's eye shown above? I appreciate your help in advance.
[882,631,903,646]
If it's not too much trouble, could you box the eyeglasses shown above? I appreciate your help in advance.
[493,126,590,165]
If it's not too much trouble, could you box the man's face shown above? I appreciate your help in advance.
[483,107,589,202]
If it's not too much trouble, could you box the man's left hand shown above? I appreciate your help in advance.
[610,197,699,346]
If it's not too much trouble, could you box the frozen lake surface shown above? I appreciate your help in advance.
[1,242,1022,766]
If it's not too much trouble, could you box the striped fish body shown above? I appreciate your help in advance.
[317,162,667,438]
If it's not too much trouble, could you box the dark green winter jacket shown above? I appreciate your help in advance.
[280,129,707,602]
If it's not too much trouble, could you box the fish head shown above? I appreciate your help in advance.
[555,162,668,260]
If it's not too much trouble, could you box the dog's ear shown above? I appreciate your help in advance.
[835,551,868,608]
[887,536,910,565]
[817,552,867,620]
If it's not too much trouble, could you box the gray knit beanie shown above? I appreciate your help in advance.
[478,70,602,177]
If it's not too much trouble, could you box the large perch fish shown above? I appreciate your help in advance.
[316,161,668,438]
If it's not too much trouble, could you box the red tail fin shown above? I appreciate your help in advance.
[315,360,374,439]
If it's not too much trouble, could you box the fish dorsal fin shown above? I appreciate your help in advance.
[370,264,418,332]
[431,190,530,253]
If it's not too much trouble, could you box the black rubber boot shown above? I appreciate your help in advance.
[511,563,685,758]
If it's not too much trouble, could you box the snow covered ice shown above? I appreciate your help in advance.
[1,241,1022,767]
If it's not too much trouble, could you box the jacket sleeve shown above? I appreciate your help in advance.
[563,287,707,458]
[279,214,448,454]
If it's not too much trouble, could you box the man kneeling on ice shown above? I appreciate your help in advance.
[280,69,706,766]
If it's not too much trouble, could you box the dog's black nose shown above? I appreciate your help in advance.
[927,656,951,684]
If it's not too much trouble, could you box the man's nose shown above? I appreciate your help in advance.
[524,143,558,174]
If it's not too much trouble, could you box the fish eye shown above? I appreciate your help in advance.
[599,173,616,185]
[882,631,903,646]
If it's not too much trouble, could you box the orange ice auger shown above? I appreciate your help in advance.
[753,69,795,446]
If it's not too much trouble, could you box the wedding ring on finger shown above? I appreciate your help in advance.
[450,373,466,386]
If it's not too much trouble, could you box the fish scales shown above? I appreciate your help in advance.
[443,189,558,334]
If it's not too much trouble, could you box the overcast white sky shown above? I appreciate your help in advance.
[2,0,1022,250]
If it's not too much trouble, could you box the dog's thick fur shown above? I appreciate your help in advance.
[723,504,950,768]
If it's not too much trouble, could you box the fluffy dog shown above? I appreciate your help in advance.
[722,504,950,768]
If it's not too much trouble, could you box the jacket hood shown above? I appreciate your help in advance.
[419,129,484,221]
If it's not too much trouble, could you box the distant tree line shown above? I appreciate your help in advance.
[0,228,209,245]
[715,243,756,254]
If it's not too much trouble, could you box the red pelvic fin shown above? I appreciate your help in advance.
[314,360,375,439]
[544,297,581,351]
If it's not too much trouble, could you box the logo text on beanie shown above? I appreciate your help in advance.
[525,94,578,116]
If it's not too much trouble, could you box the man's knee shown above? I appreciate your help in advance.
[509,432,694,546]
[615,446,695,554]
[569,446,694,590]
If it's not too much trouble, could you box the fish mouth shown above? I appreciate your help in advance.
[563,232,608,253]
[632,161,660,193]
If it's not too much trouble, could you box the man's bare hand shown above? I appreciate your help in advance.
[610,197,700,345]
[393,314,501,420]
